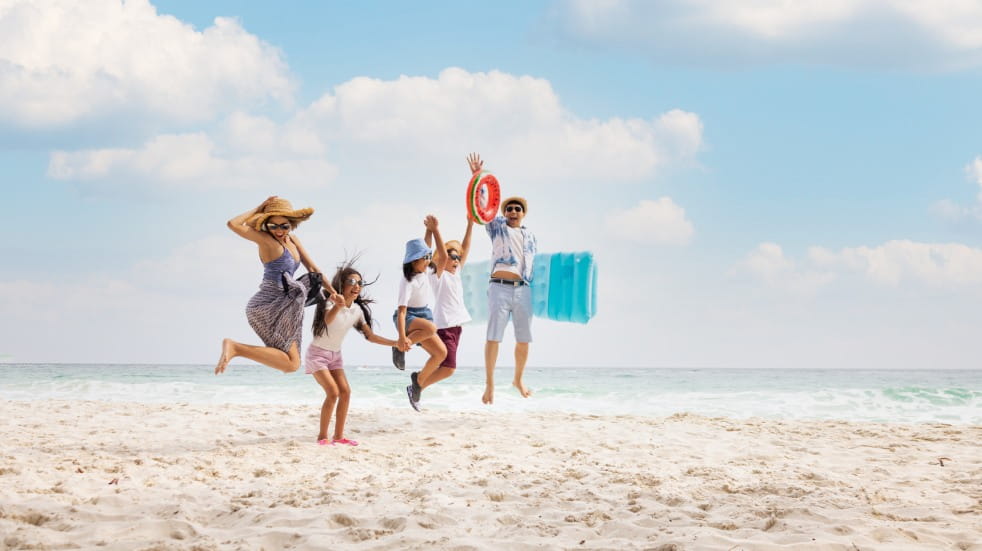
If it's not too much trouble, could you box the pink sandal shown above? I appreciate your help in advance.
[332,438,359,446]
[317,439,334,446]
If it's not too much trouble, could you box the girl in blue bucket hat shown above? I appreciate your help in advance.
[392,215,449,411]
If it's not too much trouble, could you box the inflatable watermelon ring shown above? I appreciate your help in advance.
[466,171,500,224]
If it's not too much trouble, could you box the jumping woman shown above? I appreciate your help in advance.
[216,196,329,374]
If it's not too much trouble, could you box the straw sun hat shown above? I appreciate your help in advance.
[501,196,528,215]
[247,198,314,231]
[444,240,462,254]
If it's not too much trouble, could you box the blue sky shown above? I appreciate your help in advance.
[2,0,981,368]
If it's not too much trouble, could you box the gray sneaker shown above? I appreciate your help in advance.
[411,371,423,402]
[392,347,405,370]
[406,385,421,412]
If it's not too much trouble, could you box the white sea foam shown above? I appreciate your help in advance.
[1,364,979,424]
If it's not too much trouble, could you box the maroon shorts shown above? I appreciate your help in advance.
[436,326,462,369]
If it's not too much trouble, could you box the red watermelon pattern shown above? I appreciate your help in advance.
[466,171,500,224]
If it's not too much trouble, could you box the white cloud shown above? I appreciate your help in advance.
[734,242,836,294]
[220,112,325,158]
[47,67,702,192]
[606,198,694,245]
[969,156,982,184]
[931,199,968,221]
[812,240,982,287]
[933,156,982,222]
[303,68,702,186]
[0,0,294,130]
[554,0,982,70]
[653,109,704,160]
[47,115,337,190]
[738,239,982,292]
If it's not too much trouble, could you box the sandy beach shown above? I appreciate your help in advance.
[0,400,979,550]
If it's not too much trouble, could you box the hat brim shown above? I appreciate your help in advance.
[501,196,528,215]
[404,249,433,263]
[248,207,315,230]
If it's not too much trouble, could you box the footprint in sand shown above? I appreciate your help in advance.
[331,513,357,527]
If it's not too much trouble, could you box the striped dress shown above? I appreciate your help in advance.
[246,248,309,353]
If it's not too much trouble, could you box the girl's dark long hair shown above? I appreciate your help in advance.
[312,260,378,339]
[402,262,416,282]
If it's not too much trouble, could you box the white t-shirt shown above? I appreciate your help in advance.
[396,271,433,308]
[428,270,471,329]
[310,301,367,352]
[491,225,525,277]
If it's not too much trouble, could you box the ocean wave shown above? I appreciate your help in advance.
[1,365,979,424]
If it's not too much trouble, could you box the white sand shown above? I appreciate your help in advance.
[0,400,979,550]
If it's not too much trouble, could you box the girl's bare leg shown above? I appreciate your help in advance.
[329,370,352,441]
[312,370,340,441]
[215,339,301,374]
[405,319,437,345]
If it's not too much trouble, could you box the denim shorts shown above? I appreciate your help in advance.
[392,306,434,330]
[486,281,532,343]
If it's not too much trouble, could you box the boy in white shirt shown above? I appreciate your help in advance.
[413,218,475,403]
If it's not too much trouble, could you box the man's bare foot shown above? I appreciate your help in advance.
[513,379,532,398]
[215,338,234,374]
[482,386,494,405]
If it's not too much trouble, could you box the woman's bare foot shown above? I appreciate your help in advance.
[482,385,494,405]
[513,379,532,398]
[215,338,235,374]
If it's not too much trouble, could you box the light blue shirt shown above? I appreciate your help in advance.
[486,215,537,282]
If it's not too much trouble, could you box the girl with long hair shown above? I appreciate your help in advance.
[306,262,400,445]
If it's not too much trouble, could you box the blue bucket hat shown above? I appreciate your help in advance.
[403,238,432,264]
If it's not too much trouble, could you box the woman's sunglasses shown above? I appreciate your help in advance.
[345,278,363,287]
[266,223,292,231]
[449,253,461,261]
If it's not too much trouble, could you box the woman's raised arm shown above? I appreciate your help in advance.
[227,196,276,244]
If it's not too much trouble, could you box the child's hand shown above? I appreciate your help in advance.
[423,215,438,230]
[398,336,412,352]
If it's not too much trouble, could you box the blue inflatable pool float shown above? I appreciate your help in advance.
[460,252,598,324]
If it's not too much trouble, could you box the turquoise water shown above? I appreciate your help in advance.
[1,364,980,424]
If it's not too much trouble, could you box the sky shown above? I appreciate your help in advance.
[2,0,982,369]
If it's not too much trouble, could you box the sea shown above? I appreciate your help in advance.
[1,364,979,425]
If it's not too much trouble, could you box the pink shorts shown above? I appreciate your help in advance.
[305,344,343,374]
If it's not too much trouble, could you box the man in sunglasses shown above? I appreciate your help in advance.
[467,153,538,405]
